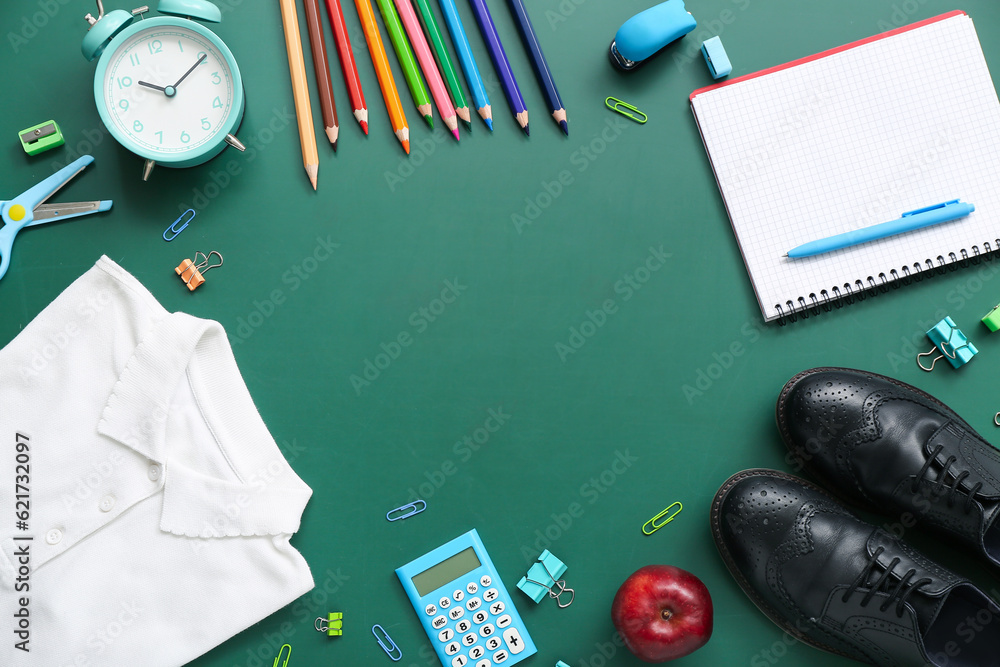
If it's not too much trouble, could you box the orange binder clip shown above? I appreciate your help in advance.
[175,251,223,291]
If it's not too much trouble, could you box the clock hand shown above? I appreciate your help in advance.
[172,54,207,90]
[138,80,167,92]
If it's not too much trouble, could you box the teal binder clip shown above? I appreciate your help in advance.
[517,550,574,607]
[701,36,731,78]
[917,316,977,371]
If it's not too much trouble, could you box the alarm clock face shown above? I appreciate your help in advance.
[96,17,242,166]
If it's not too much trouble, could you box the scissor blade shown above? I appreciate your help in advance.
[29,200,113,225]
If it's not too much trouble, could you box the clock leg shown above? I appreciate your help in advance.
[225,134,247,152]
[142,159,155,182]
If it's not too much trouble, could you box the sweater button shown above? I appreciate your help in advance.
[99,495,116,512]
[45,528,62,545]
[148,464,161,481]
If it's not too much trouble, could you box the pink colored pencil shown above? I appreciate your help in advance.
[392,0,460,140]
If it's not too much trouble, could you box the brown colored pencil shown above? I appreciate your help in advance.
[279,0,320,188]
[303,0,339,149]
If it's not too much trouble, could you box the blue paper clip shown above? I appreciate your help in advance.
[917,316,978,371]
[164,209,195,241]
[386,499,426,522]
[372,624,402,661]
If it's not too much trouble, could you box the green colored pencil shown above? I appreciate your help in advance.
[375,0,434,127]
[411,0,470,126]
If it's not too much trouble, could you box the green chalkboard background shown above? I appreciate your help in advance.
[3,0,1000,665]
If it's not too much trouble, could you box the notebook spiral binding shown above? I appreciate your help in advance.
[774,239,1000,325]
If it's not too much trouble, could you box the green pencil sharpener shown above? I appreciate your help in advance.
[19,120,64,155]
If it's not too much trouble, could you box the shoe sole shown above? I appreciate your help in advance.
[774,366,972,510]
[709,468,863,663]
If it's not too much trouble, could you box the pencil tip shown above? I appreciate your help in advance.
[306,164,318,190]
[424,114,434,129]
[559,120,568,135]
[360,120,369,135]
[485,118,493,132]
[451,128,460,141]
[326,126,339,145]
[523,124,530,136]
[402,140,410,154]
[332,141,338,152]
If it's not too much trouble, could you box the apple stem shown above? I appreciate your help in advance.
[661,609,673,621]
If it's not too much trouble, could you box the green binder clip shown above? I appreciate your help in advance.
[315,612,343,636]
[917,316,977,371]
[19,120,64,155]
[983,303,1000,332]
[517,550,574,607]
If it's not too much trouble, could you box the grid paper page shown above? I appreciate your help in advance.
[692,13,1000,322]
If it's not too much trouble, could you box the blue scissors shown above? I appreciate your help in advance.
[0,155,112,281]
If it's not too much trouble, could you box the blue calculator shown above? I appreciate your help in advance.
[396,529,536,667]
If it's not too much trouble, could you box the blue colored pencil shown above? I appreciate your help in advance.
[437,0,493,130]
[507,0,566,135]
[467,0,528,135]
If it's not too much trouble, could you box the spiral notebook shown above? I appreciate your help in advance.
[690,10,1000,322]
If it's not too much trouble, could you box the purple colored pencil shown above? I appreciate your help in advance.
[467,0,529,135]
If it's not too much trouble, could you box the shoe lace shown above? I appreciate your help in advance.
[842,547,933,618]
[912,444,983,513]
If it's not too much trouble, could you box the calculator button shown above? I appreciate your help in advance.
[438,628,455,643]
[483,588,499,602]
[502,628,526,654]
[463,632,478,646]
[489,601,505,616]
[496,615,512,629]
[479,624,495,637]
[480,575,492,587]
[449,607,465,621]
[485,637,502,651]
[473,610,489,624]
[467,582,479,595]
[445,641,460,655]
[425,603,438,616]
[469,645,485,660]
[451,656,468,667]
[453,589,465,602]
[493,650,509,664]
[456,620,472,633]
[439,596,452,609]
[466,597,482,611]
[433,615,448,630]
[476,661,491,667]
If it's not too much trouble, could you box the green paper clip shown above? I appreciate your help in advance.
[18,120,64,155]
[272,644,291,667]
[643,501,682,535]
[605,97,647,124]
[315,612,343,636]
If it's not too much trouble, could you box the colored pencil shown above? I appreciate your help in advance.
[507,0,566,135]
[394,0,460,139]
[324,0,369,134]
[375,0,434,128]
[412,0,471,127]
[303,0,340,149]
[278,0,320,188]
[437,0,492,130]
[468,0,528,135]
[355,0,411,153]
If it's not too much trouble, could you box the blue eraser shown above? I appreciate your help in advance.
[702,36,732,79]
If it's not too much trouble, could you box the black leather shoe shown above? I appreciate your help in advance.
[712,469,1000,667]
[778,367,1000,570]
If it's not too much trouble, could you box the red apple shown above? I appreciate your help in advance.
[611,565,713,662]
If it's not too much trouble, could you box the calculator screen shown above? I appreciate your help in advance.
[412,547,482,596]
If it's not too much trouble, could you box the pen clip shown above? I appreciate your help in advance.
[902,200,959,217]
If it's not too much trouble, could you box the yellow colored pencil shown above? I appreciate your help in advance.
[278,0,320,189]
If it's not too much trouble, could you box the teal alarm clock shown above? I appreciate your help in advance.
[81,0,245,180]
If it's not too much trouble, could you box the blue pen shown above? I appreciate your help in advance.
[785,200,975,259]
[437,0,494,130]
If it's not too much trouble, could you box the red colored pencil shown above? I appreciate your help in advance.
[324,0,369,135]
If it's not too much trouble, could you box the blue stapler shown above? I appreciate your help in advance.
[610,0,697,71]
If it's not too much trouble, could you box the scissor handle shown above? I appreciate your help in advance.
[0,237,12,282]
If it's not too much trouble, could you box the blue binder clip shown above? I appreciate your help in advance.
[609,0,697,72]
[917,316,977,371]
[701,36,731,78]
[516,550,574,607]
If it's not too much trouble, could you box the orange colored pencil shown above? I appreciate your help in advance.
[278,0,320,188]
[355,0,410,153]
